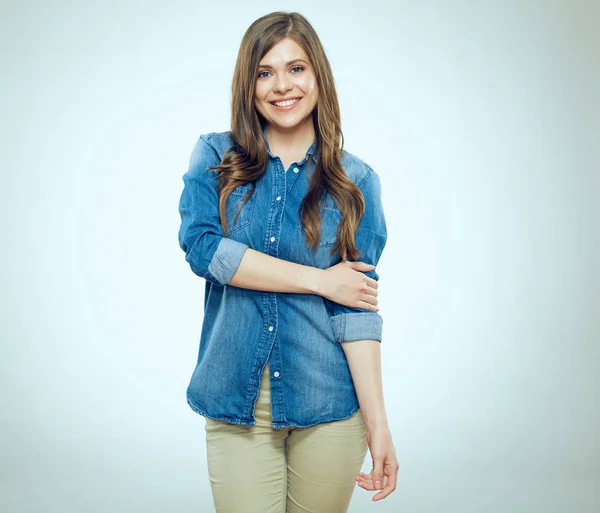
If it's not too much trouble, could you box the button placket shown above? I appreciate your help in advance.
[264,160,284,398]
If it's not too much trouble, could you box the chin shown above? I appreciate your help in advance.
[275,120,308,131]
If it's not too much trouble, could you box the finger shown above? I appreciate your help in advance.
[363,283,378,298]
[357,480,371,491]
[357,474,383,492]
[373,464,398,501]
[355,473,375,490]
[361,287,379,305]
[357,470,384,482]
[363,284,378,304]
[362,475,388,493]
[359,293,378,306]
[373,472,397,501]
[357,299,379,311]
[355,473,371,484]
[371,457,385,490]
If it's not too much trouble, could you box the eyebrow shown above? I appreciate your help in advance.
[257,58,309,69]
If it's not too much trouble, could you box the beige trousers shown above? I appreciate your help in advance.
[204,361,368,513]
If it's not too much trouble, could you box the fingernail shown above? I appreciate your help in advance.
[375,480,382,488]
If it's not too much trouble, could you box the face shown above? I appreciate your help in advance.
[254,38,318,132]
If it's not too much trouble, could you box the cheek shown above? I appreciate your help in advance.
[255,82,269,101]
[254,86,268,113]
[298,77,317,98]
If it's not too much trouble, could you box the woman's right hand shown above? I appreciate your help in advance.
[356,424,399,501]
[318,260,379,310]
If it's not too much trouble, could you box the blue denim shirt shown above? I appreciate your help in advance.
[178,125,387,428]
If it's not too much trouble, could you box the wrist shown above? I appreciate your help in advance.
[362,414,390,432]
[302,266,326,296]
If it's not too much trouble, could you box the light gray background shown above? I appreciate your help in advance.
[2,1,598,512]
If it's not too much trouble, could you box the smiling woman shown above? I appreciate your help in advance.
[177,10,398,513]
[254,41,319,169]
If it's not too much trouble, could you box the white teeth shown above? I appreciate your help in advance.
[272,98,299,107]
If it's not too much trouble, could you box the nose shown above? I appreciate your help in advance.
[273,73,292,94]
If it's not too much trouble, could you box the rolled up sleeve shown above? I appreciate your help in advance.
[324,166,387,343]
[177,135,249,286]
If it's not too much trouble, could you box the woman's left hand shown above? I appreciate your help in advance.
[356,425,399,501]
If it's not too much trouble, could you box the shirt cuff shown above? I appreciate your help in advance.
[329,312,383,343]
[207,237,249,286]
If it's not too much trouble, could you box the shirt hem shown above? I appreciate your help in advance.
[279,405,361,429]
[187,396,361,429]
[187,397,257,426]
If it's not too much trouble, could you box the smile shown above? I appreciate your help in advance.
[270,98,301,108]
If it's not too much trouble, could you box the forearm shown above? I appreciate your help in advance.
[341,339,389,430]
[229,247,323,294]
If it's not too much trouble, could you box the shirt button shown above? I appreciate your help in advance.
[273,371,280,378]
[268,326,273,331]
[293,167,299,173]
[270,236,275,242]
[276,196,281,201]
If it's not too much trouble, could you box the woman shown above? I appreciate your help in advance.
[178,11,398,512]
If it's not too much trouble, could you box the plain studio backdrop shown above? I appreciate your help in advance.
[1,1,598,512]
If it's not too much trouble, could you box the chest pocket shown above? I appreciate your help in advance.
[300,195,342,248]
[225,182,256,236]
[318,197,342,247]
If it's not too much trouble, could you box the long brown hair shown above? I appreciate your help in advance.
[210,11,365,260]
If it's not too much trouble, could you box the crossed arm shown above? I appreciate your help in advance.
[228,247,388,429]
[178,135,389,429]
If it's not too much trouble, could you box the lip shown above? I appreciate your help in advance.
[269,97,302,111]
[270,96,302,103]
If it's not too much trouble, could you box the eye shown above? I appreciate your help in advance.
[291,65,304,73]
[258,70,270,79]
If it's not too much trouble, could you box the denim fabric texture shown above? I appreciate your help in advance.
[178,124,387,428]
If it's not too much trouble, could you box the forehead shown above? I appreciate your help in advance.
[258,38,309,66]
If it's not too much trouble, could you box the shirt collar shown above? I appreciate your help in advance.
[262,123,319,165]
